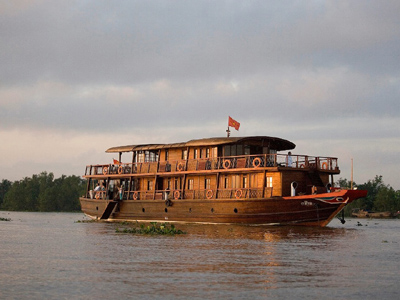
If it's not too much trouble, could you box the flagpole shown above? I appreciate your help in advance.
[226,127,231,137]
[351,158,353,189]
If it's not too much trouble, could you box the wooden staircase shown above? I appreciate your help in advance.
[100,201,118,219]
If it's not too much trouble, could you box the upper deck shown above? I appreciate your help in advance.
[84,153,339,177]
[83,136,339,178]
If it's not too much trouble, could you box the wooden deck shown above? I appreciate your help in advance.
[84,153,339,177]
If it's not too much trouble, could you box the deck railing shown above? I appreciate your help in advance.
[85,187,274,201]
[84,154,339,176]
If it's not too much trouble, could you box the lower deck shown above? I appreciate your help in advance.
[86,168,334,204]
[80,194,346,227]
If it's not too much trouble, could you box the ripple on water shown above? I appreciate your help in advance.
[0,212,399,299]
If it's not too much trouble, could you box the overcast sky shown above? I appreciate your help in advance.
[1,0,399,189]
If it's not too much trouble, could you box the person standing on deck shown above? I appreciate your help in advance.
[287,152,293,167]
[119,185,123,200]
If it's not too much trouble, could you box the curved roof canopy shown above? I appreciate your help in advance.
[106,136,295,153]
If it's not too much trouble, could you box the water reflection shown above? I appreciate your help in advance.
[78,221,355,298]
[2,212,398,300]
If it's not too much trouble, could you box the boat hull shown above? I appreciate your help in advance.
[79,189,367,227]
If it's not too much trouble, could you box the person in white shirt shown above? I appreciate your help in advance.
[287,152,293,167]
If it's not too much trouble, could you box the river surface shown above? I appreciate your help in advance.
[0,212,399,300]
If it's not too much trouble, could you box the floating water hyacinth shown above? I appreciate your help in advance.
[116,222,186,235]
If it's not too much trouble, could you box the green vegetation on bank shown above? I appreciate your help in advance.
[337,175,400,216]
[0,172,399,214]
[0,172,85,212]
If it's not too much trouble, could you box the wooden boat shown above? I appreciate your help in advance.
[79,136,367,227]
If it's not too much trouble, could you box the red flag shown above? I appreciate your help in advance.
[113,159,120,165]
[228,116,240,130]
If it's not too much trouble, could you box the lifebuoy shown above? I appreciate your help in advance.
[206,189,213,199]
[118,165,123,174]
[235,189,243,199]
[252,157,261,168]
[322,162,328,170]
[174,190,180,199]
[102,167,108,175]
[223,159,231,169]
[95,192,100,199]
[178,162,185,172]
[133,191,138,200]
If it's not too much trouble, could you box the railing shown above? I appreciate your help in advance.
[87,190,107,200]
[84,154,339,176]
[86,187,274,201]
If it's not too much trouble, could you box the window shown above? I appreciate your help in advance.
[194,149,198,159]
[133,179,139,191]
[138,151,158,162]
[200,149,203,158]
[224,146,230,157]
[188,179,194,190]
[237,145,243,156]
[249,174,256,188]
[145,151,158,162]
[245,146,251,155]
[147,180,153,191]
[231,175,240,189]
[165,149,169,161]
[182,149,188,160]
[266,176,273,188]
[224,177,229,189]
[137,151,144,163]
[212,147,218,158]
[174,178,180,190]
[243,176,248,188]
[206,148,210,158]
[205,178,211,189]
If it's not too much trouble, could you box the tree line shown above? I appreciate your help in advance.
[338,175,400,216]
[0,172,399,214]
[0,172,86,212]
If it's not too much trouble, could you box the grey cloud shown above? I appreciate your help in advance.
[2,1,399,87]
[1,0,400,188]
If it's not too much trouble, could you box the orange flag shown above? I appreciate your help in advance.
[113,159,120,165]
[228,116,240,130]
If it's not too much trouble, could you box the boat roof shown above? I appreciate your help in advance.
[106,136,295,153]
